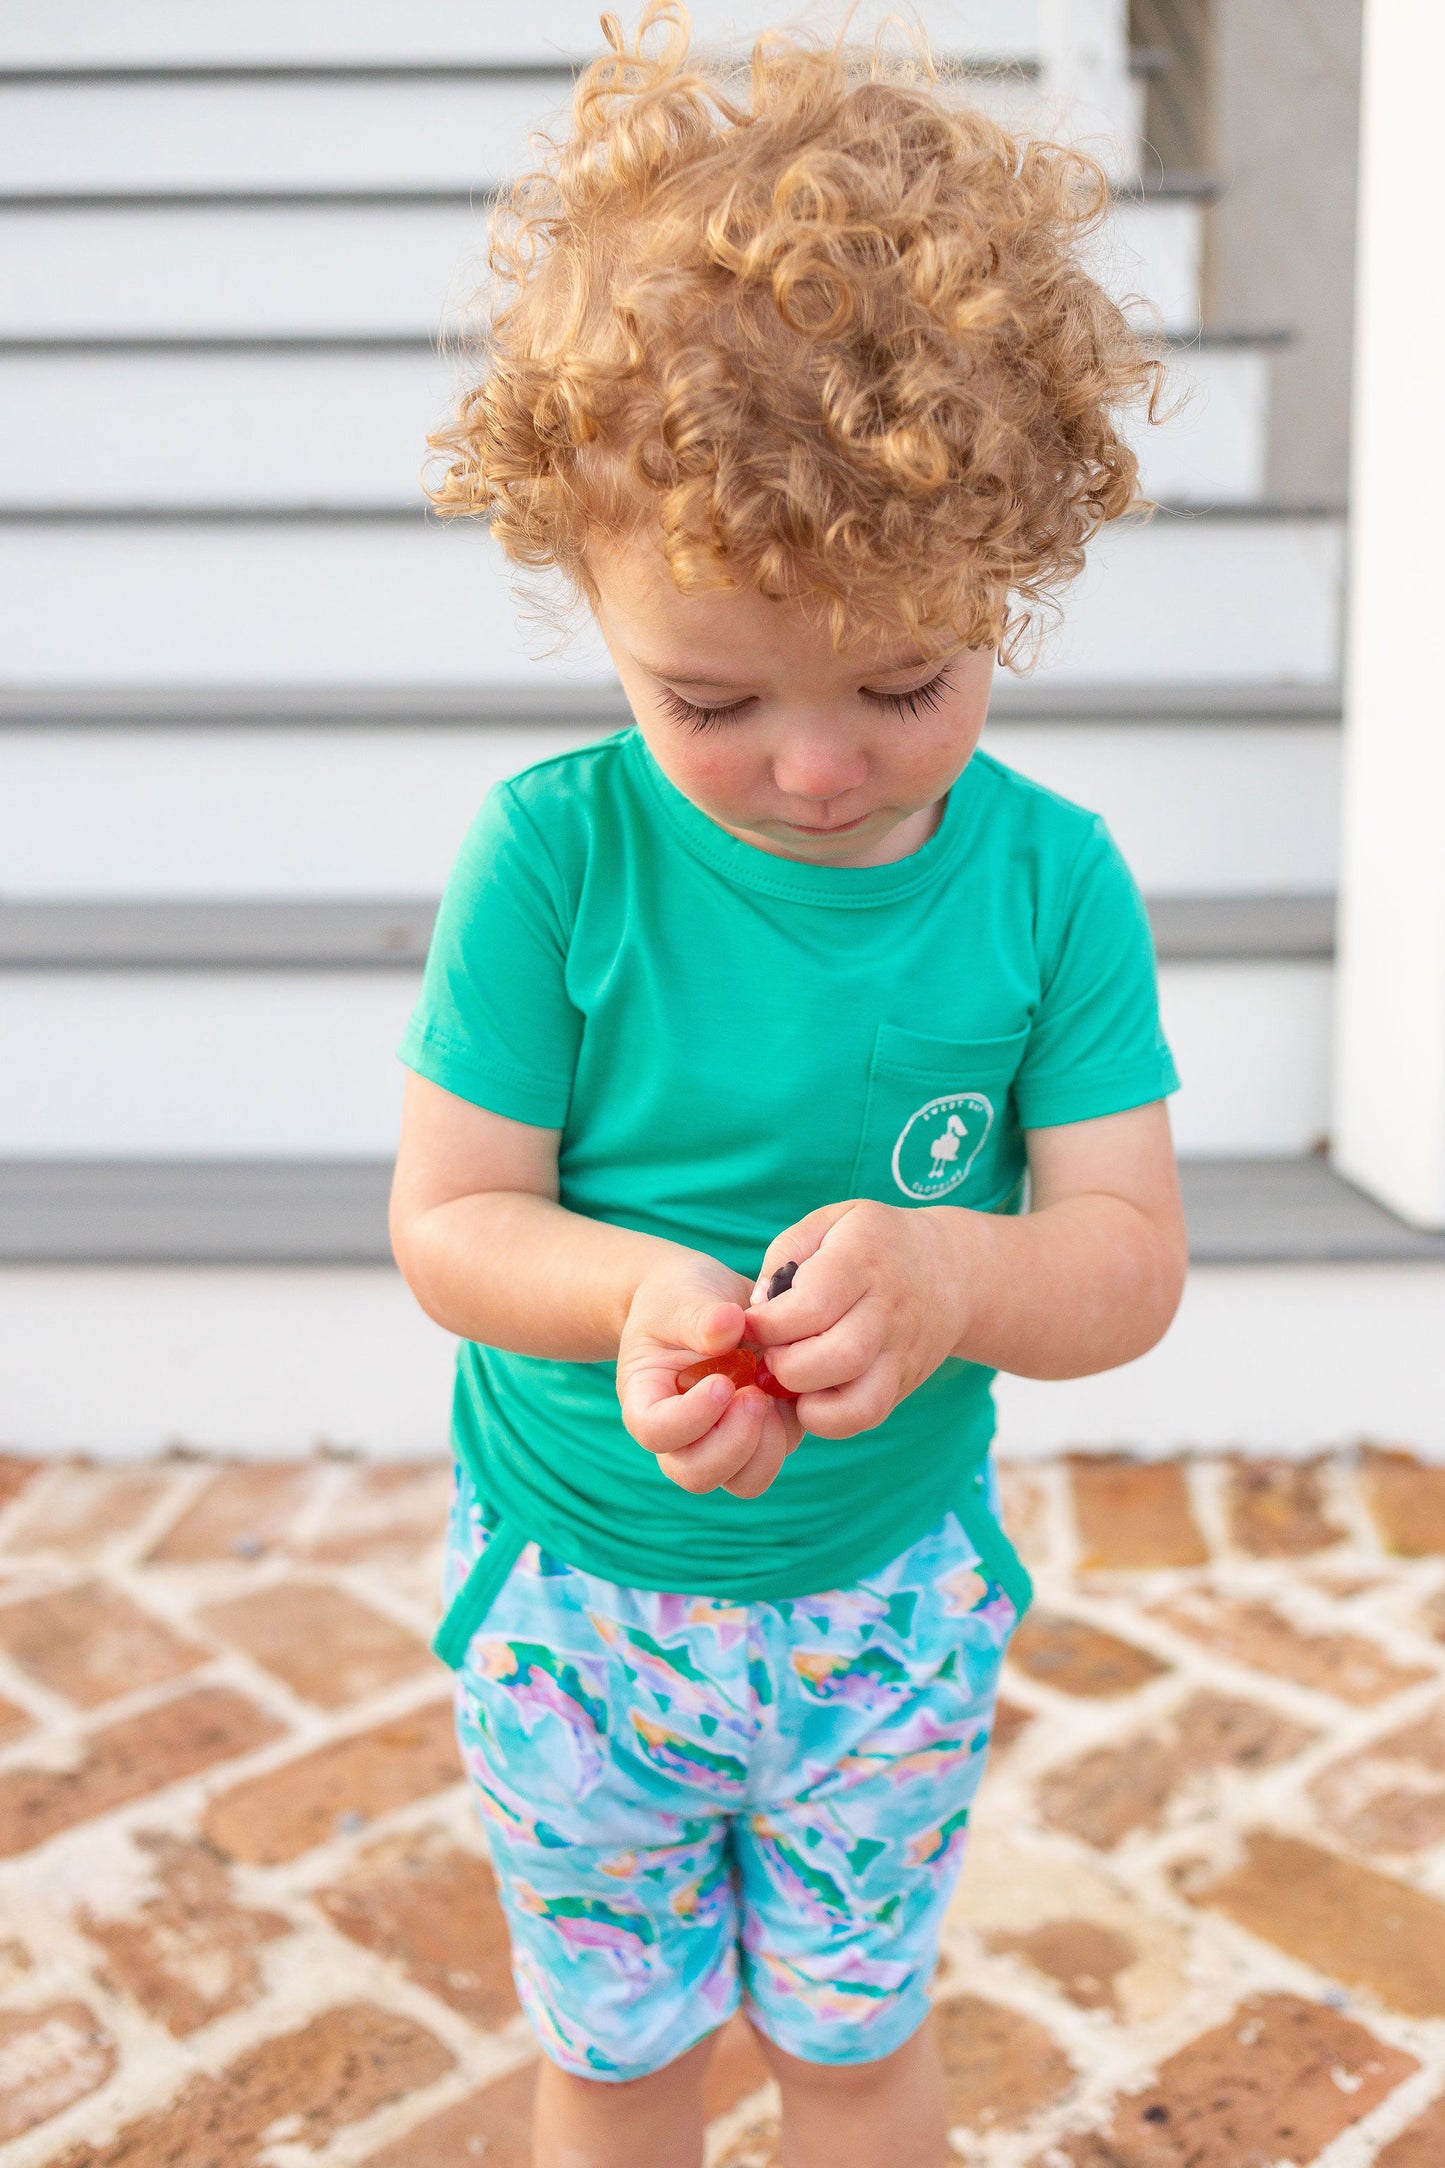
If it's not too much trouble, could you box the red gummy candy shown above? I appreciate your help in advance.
[754,1355,797,1403]
[676,1347,758,1395]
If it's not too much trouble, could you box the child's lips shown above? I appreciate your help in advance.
[780,810,871,835]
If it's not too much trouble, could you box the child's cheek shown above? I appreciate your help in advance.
[666,737,762,813]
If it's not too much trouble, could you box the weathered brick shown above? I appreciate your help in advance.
[997,1466,1051,1568]
[0,1579,207,1707]
[0,1690,33,1745]
[146,1461,313,1563]
[991,1696,1034,1756]
[203,1699,460,1865]
[0,1464,175,1560]
[0,1687,283,1858]
[1070,1456,1208,1571]
[1310,1698,1445,1853]
[1312,1567,1390,1599]
[360,2065,534,2168]
[315,1823,518,2027]
[713,2003,1079,2166]
[714,2119,781,2167]
[1151,1587,1433,1703]
[1038,1691,1314,1849]
[77,1831,291,2036]
[1226,1456,1345,1556]
[1008,1610,1169,1698]
[937,1992,1074,2131]
[0,1934,32,1988]
[1361,1447,1445,1557]
[0,1453,41,1514]
[198,1579,429,1707]
[1035,1992,1415,2167]
[300,1461,453,1565]
[50,2002,453,2168]
[1377,2091,1445,2168]
[1190,1830,1445,2016]
[984,1918,1135,2011]
[0,2001,117,2143]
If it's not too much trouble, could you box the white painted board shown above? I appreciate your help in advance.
[6,1257,1440,1458]
[0,514,1343,687]
[0,68,1037,195]
[0,958,1331,1157]
[0,196,1201,338]
[0,342,1265,511]
[0,1,1042,70]
[0,720,1340,899]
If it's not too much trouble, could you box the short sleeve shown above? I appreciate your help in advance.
[398,782,582,1127]
[1013,816,1180,1130]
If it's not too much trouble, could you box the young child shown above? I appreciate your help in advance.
[390,8,1186,2163]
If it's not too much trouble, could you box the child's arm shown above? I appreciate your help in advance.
[743,1100,1186,1440]
[390,1073,801,1495]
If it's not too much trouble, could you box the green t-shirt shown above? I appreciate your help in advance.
[400,726,1178,1598]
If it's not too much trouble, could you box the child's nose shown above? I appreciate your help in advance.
[770,732,869,802]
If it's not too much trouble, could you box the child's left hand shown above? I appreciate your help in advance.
[742,1200,973,1437]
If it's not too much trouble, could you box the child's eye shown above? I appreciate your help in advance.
[861,667,955,718]
[655,688,755,733]
[654,666,954,732]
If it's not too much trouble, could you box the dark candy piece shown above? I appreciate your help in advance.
[674,1259,803,1402]
[676,1347,758,1394]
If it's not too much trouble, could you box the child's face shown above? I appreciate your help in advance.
[589,533,994,868]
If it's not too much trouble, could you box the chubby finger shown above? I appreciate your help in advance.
[721,1424,788,1500]
[658,1387,771,1494]
[746,1238,867,1350]
[750,1202,853,1304]
[621,1366,737,1456]
[762,1303,879,1395]
[795,1355,904,1440]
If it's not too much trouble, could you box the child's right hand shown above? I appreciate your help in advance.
[617,1261,803,1500]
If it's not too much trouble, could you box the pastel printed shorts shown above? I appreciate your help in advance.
[443,1458,1019,2079]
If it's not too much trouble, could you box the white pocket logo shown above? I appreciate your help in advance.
[891,1093,994,1200]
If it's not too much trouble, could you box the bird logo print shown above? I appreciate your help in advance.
[891,1093,994,1200]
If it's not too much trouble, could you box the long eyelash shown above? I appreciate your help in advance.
[655,666,955,733]
[655,687,750,733]
[864,668,955,719]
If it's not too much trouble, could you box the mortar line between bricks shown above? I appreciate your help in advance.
[1198,1555,1445,1658]
[1038,1577,1445,1711]
[0,1649,82,1740]
[110,1595,447,1740]
[111,1459,221,1566]
[1184,1452,1233,1560]
[2,1887,536,2168]
[0,1643,294,1760]
[1007,1611,1378,1743]
[0,1458,199,1569]
[1312,2064,1445,2168]
[1036,1458,1079,1579]
[0,1676,464,1878]
[1170,1893,1445,2058]
[1323,1452,1390,1558]
[297,1555,451,1643]
[703,2081,783,2166]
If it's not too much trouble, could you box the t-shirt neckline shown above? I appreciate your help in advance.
[624,727,976,907]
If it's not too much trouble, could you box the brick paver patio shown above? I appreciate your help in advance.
[1,1447,1444,2165]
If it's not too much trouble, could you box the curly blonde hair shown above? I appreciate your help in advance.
[428,3,1160,661]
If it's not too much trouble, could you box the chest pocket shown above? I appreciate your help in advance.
[848,1022,1031,1211]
